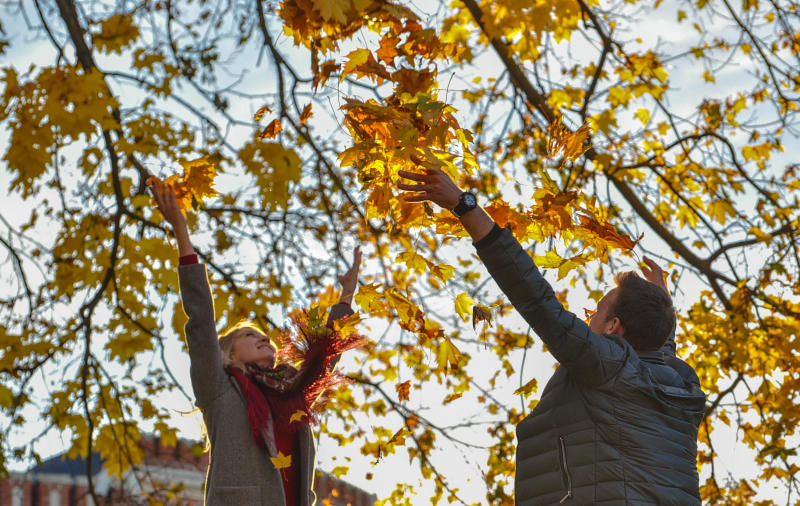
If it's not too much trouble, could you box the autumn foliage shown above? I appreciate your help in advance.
[1,0,800,504]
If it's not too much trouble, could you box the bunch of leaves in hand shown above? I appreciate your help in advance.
[146,155,220,214]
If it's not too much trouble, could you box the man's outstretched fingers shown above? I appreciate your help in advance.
[398,169,430,182]
[397,182,427,191]
[404,193,431,203]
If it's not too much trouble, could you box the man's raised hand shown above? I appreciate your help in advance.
[641,256,668,292]
[397,167,461,211]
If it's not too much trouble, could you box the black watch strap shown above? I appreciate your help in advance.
[452,192,477,218]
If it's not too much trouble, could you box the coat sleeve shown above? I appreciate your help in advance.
[323,302,354,373]
[326,303,354,327]
[178,263,227,408]
[475,227,629,386]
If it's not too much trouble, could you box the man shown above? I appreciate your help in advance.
[398,168,706,505]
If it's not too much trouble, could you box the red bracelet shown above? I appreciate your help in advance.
[179,254,199,265]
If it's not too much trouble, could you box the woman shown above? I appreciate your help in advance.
[151,182,362,506]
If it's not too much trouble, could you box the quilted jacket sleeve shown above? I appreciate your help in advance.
[475,227,629,386]
[178,263,228,408]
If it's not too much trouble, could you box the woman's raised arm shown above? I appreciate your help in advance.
[150,182,226,408]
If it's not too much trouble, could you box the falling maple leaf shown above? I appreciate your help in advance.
[472,304,493,330]
[395,380,410,402]
[547,115,591,167]
[443,392,462,404]
[388,427,412,447]
[258,118,283,140]
[513,377,538,398]
[289,410,308,423]
[270,451,292,469]
[254,105,271,121]
[577,214,642,250]
[299,103,313,124]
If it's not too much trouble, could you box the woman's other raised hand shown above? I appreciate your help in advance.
[338,246,361,306]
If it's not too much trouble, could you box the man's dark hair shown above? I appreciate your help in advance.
[610,271,676,350]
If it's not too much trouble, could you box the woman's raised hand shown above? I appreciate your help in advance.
[150,180,186,231]
[149,180,195,257]
[338,246,362,306]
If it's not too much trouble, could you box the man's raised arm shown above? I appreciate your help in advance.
[397,168,628,385]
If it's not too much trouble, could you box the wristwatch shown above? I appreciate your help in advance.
[452,191,478,218]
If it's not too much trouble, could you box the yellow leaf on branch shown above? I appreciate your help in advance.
[436,338,463,374]
[454,292,476,322]
[94,14,140,54]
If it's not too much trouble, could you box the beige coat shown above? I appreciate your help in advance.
[178,263,353,506]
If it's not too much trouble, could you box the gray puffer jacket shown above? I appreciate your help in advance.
[475,226,706,505]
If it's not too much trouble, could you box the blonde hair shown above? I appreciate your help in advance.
[218,320,271,368]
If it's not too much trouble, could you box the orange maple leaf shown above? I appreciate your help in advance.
[299,103,313,124]
[377,36,400,65]
[258,119,283,140]
[547,115,590,166]
[395,380,410,402]
[472,304,493,330]
[577,215,642,250]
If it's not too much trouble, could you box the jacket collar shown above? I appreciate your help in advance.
[636,349,666,365]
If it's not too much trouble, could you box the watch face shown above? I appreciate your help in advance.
[463,193,477,206]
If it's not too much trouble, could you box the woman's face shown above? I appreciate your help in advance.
[230,328,276,367]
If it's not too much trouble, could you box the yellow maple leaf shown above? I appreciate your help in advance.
[436,338,463,374]
[289,410,308,423]
[313,0,350,24]
[148,155,219,216]
[342,49,371,76]
[333,312,363,339]
[271,451,292,469]
[454,292,476,322]
[513,377,538,398]
[94,14,140,54]
[180,156,219,201]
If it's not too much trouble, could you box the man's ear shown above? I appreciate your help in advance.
[607,316,624,336]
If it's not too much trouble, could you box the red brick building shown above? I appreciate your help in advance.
[0,436,375,506]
